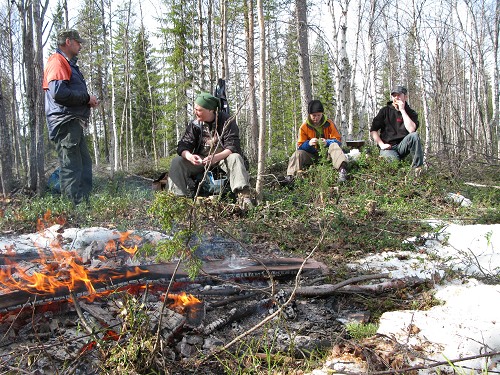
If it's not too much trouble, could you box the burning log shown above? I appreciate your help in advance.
[0,258,326,312]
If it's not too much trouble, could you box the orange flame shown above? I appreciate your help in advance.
[0,211,148,297]
[120,244,138,256]
[167,292,201,310]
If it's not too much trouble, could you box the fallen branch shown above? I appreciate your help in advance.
[294,273,391,297]
[369,350,500,374]
[464,182,500,190]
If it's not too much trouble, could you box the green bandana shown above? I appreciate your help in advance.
[195,92,220,111]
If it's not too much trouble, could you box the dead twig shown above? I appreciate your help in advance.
[464,182,500,189]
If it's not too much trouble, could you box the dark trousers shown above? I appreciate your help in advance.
[53,119,92,205]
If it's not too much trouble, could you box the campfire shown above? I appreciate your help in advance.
[0,213,351,373]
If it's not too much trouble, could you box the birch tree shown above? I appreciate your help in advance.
[245,0,259,162]
[16,0,46,193]
[0,78,13,196]
[255,0,266,198]
[295,0,312,119]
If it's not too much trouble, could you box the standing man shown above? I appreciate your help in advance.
[168,92,253,208]
[43,29,99,205]
[283,100,348,184]
[370,86,423,173]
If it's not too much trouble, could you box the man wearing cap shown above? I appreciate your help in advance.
[43,29,99,205]
[370,86,423,172]
[283,99,348,184]
[167,92,253,207]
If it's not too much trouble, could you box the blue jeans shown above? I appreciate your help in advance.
[380,132,424,168]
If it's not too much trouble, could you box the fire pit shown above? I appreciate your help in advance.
[1,225,360,373]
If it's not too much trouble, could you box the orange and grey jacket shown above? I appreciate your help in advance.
[297,116,342,153]
[42,50,91,140]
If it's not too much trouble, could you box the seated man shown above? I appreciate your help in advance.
[370,86,424,173]
[284,99,348,184]
[168,92,252,207]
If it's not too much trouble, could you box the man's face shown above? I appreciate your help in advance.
[391,92,407,102]
[194,104,215,122]
[309,112,323,126]
[66,39,82,58]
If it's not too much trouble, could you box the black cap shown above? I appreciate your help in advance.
[391,85,408,95]
[308,100,324,114]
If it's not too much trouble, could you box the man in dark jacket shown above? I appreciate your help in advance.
[43,29,99,205]
[370,86,423,172]
[168,92,252,207]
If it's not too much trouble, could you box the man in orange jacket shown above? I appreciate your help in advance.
[43,29,99,205]
[283,100,348,184]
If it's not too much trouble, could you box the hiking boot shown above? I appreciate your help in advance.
[237,188,254,209]
[280,175,295,187]
[414,166,423,178]
[338,167,348,183]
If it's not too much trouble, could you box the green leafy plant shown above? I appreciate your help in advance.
[148,191,203,279]
[345,322,378,341]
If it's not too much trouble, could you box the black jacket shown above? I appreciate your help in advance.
[177,111,242,156]
[370,101,419,145]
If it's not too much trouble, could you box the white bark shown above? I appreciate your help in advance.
[255,0,266,198]
[296,0,312,119]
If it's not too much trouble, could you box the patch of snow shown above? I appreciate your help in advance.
[0,226,170,254]
[313,223,500,374]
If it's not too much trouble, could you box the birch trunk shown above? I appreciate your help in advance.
[347,0,362,139]
[255,0,266,199]
[108,1,118,174]
[197,0,205,89]
[220,0,229,80]
[245,0,258,162]
[337,1,350,138]
[7,1,24,178]
[33,0,46,194]
[0,78,13,196]
[139,4,158,168]
[295,0,312,119]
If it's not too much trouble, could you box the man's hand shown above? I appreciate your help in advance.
[202,154,218,166]
[379,143,392,150]
[182,151,203,166]
[88,95,99,108]
[393,98,405,111]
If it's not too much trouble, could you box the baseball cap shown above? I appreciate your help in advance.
[391,85,408,95]
[57,29,86,44]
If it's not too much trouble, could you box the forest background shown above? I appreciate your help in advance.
[0,0,498,196]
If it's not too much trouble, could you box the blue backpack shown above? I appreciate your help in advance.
[47,168,61,194]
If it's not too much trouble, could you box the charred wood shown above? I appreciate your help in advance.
[293,274,431,297]
[202,298,273,335]
[0,258,325,312]
[206,292,261,310]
